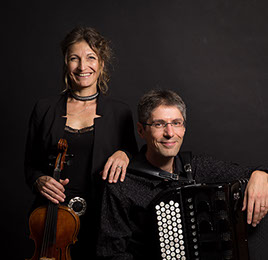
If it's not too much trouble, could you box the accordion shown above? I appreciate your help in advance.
[150,180,249,260]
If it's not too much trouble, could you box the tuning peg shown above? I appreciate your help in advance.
[48,155,57,160]
[65,160,73,166]
[65,153,74,158]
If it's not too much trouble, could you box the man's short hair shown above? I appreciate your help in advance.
[137,89,186,124]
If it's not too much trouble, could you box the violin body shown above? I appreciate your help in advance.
[27,204,80,260]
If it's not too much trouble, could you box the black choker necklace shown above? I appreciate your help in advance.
[70,89,99,101]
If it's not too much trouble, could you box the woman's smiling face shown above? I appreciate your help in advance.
[67,40,102,92]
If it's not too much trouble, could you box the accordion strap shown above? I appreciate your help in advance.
[128,150,194,182]
[180,151,194,183]
[128,159,180,180]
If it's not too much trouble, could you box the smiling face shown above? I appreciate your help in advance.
[66,40,102,93]
[138,105,186,167]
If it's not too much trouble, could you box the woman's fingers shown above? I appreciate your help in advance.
[36,176,67,204]
[101,151,129,183]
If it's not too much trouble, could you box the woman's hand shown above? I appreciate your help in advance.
[242,170,268,227]
[35,175,69,204]
[101,150,129,183]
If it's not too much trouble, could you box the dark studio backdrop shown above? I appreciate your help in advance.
[1,0,268,259]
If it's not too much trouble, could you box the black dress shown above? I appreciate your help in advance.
[62,125,94,204]
[63,125,95,259]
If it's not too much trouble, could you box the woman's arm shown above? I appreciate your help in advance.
[101,105,138,183]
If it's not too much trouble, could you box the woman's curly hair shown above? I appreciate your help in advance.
[61,26,112,94]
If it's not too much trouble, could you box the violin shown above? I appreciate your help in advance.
[27,139,80,260]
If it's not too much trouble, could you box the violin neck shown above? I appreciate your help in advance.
[53,151,63,182]
[53,168,61,182]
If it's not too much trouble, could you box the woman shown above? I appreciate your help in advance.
[25,26,138,259]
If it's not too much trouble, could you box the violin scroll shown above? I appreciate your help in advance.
[55,139,68,171]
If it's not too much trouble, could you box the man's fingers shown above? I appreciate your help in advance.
[246,196,254,225]
[242,188,248,211]
[251,200,261,227]
[259,202,267,220]
[242,171,268,226]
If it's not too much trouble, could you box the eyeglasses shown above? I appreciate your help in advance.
[142,120,185,129]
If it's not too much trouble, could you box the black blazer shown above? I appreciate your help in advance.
[24,91,138,195]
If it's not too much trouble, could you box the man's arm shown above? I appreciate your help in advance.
[97,181,133,260]
[192,154,268,226]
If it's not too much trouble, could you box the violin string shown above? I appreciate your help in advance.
[52,204,57,254]
[41,204,50,257]
[43,205,49,256]
[46,203,53,256]
[49,154,61,256]
[40,150,64,258]
[48,203,53,256]
[49,203,57,256]
[41,202,56,257]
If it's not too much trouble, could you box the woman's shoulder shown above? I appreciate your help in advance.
[35,92,66,106]
[34,93,66,111]
[31,93,66,121]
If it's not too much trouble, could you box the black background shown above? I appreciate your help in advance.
[2,1,268,259]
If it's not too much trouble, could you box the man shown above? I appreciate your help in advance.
[97,89,268,259]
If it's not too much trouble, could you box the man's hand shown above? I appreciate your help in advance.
[101,150,129,183]
[242,170,268,227]
[35,175,69,204]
